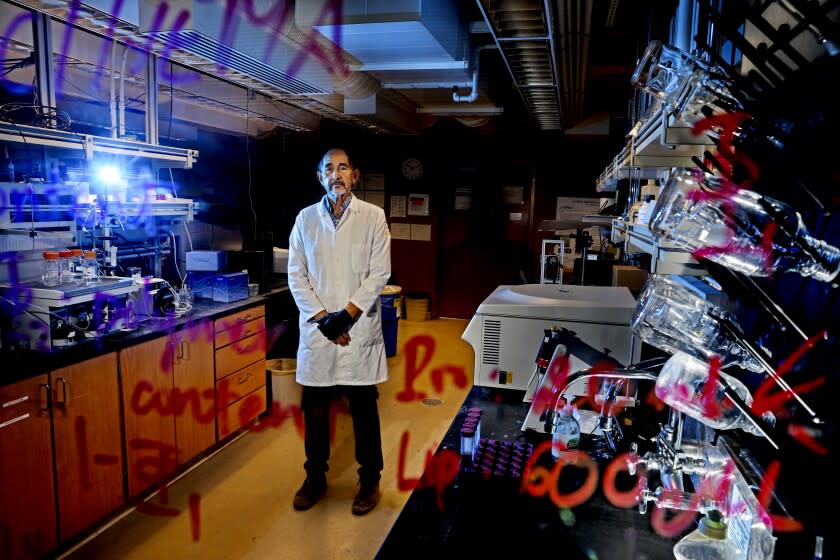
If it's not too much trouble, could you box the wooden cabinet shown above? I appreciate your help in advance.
[171,326,216,466]
[215,305,267,439]
[0,374,57,560]
[120,323,215,498]
[51,353,124,542]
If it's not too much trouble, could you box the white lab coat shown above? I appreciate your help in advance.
[287,195,392,386]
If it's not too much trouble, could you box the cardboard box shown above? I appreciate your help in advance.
[186,271,249,302]
[186,271,216,299]
[612,265,649,292]
[212,271,249,303]
[186,250,226,271]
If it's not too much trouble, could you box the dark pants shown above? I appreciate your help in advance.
[301,384,383,487]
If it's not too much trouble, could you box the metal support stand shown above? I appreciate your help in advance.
[540,239,564,283]
[32,13,56,123]
[145,55,159,145]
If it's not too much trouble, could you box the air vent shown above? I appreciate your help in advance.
[481,319,501,365]
[145,30,328,96]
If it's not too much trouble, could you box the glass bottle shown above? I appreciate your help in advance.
[82,250,99,285]
[655,352,775,438]
[460,427,476,466]
[41,251,60,287]
[69,248,84,285]
[58,250,73,284]
[631,273,764,373]
[550,404,580,459]
[650,168,840,282]
[673,510,741,560]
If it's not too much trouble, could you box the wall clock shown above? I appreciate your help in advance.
[401,157,424,180]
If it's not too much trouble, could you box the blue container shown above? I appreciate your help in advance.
[381,297,399,357]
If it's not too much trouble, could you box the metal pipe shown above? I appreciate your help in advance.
[453,45,497,103]
[452,70,479,102]
[557,0,571,117]
[144,55,158,145]
[578,0,592,123]
[118,45,128,138]
[675,0,693,52]
[31,12,57,125]
[109,38,117,139]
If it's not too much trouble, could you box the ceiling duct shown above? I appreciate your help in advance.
[475,0,563,130]
[57,0,413,133]
[295,0,473,131]
[136,0,334,96]
[296,0,468,69]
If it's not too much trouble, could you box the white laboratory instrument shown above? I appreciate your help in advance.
[462,284,640,391]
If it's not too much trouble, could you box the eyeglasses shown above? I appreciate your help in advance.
[322,163,351,174]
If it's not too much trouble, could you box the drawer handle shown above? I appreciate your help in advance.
[40,384,50,412]
[56,377,68,406]
[1,395,28,408]
[237,372,252,385]
[0,413,30,429]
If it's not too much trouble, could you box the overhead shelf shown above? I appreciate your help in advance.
[621,220,705,276]
[596,106,715,192]
[0,122,199,169]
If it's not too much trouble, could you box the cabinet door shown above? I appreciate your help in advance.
[172,324,216,465]
[0,374,57,559]
[120,336,177,498]
[51,353,124,541]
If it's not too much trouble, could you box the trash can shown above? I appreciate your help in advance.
[380,285,402,357]
[404,292,429,322]
[266,358,301,417]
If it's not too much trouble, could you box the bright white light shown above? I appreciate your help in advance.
[97,166,121,185]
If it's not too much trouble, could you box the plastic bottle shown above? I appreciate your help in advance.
[551,404,581,459]
[82,250,99,285]
[673,510,741,559]
[637,194,656,225]
[41,251,61,287]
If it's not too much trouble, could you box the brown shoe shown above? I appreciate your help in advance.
[352,482,380,516]
[293,477,326,511]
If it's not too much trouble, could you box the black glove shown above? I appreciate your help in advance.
[315,309,355,341]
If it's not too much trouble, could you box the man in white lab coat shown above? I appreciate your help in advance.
[287,148,391,516]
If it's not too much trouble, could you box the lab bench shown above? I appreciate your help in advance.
[0,286,296,560]
[376,385,681,558]
[0,285,293,386]
[376,385,819,559]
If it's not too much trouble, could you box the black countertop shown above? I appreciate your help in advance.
[376,385,682,559]
[0,286,291,385]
